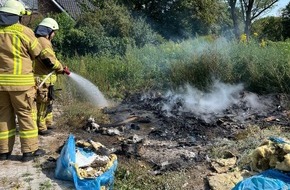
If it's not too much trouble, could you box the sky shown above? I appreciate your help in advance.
[263,0,289,17]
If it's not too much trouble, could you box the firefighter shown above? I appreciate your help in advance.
[0,0,45,161]
[34,18,70,136]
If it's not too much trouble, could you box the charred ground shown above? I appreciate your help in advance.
[52,89,290,189]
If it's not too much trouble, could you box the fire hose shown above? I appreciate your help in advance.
[38,71,55,89]
[38,66,70,89]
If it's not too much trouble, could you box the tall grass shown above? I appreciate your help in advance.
[63,37,290,99]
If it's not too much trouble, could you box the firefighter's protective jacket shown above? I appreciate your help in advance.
[0,23,42,91]
[33,37,63,85]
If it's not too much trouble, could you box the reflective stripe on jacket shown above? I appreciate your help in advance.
[33,37,63,85]
[34,73,57,86]
[0,23,42,91]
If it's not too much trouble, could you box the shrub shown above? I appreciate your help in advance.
[63,37,290,101]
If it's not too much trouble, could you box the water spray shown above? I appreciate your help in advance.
[37,68,109,108]
[68,72,109,108]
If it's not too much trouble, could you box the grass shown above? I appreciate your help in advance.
[23,177,34,183]
[0,176,24,189]
[22,172,32,178]
[114,158,196,190]
[62,37,290,100]
[209,125,290,170]
[39,180,53,190]
[0,177,9,187]
[56,100,110,131]
[22,172,34,183]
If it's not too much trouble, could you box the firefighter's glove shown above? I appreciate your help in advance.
[63,66,71,75]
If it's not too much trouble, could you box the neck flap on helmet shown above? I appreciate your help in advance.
[0,12,19,26]
[34,25,53,37]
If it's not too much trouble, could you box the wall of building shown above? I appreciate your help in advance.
[38,0,61,15]
[21,0,62,27]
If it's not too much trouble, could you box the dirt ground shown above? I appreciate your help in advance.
[0,90,289,190]
[0,131,74,190]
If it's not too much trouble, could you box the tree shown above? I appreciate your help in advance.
[56,0,163,56]
[240,0,278,40]
[282,2,290,39]
[227,0,240,39]
[119,0,230,39]
[251,16,283,41]
[228,0,278,40]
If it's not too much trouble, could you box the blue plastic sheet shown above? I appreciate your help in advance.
[233,137,290,190]
[55,134,118,190]
[232,169,290,190]
[55,134,76,181]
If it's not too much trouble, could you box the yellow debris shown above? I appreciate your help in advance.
[74,140,117,179]
[250,139,290,172]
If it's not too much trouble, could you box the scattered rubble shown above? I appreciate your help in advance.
[82,91,290,175]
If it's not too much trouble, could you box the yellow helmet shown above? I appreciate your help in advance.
[39,18,59,30]
[0,0,31,16]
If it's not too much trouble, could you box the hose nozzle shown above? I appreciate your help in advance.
[63,66,70,75]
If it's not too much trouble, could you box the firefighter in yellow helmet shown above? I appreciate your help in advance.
[0,0,45,161]
[34,18,70,136]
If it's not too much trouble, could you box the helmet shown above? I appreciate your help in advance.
[38,18,59,30]
[0,0,31,16]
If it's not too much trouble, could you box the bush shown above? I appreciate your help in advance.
[63,37,290,100]
[130,17,164,47]
[231,41,290,93]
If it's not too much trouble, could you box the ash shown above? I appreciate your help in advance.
[85,90,290,173]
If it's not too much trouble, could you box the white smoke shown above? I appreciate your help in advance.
[243,92,265,109]
[162,81,266,121]
[163,81,243,114]
[162,81,265,118]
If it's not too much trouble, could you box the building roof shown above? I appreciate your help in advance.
[0,0,93,20]
[51,0,95,20]
[22,0,38,10]
[0,0,38,11]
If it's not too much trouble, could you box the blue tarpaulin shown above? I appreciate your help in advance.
[55,134,118,190]
[232,169,290,190]
[233,137,290,190]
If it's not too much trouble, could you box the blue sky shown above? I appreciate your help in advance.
[264,0,289,16]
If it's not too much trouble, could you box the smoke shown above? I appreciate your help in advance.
[161,81,265,121]
[163,81,242,113]
[243,92,265,109]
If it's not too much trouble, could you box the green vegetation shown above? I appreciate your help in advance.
[210,125,290,169]
[38,2,290,100]
[39,180,53,190]
[114,158,193,190]
[61,37,290,100]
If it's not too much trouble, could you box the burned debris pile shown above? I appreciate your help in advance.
[82,91,290,173]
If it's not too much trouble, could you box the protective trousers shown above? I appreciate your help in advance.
[0,87,38,154]
[45,104,53,127]
[36,85,54,131]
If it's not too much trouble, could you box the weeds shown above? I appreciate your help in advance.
[114,158,195,190]
[0,177,9,187]
[22,172,32,178]
[39,180,53,190]
[209,125,290,169]
[23,177,33,183]
[63,37,290,100]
